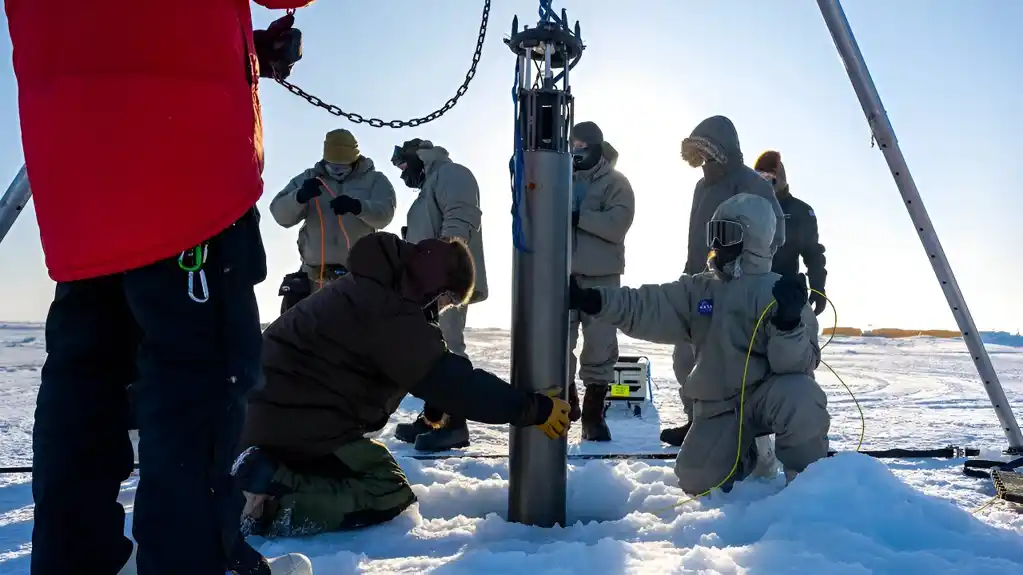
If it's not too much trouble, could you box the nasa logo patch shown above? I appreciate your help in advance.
[697,299,714,316]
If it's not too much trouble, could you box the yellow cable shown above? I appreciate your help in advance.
[971,493,1002,514]
[821,358,865,452]
[970,466,1010,515]
[648,288,863,514]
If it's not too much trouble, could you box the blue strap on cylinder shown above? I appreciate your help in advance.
[511,59,530,253]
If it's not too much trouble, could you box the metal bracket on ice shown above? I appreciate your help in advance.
[991,470,1023,505]
[965,451,1023,505]
[963,452,1023,478]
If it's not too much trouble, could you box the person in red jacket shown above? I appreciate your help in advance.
[5,1,314,574]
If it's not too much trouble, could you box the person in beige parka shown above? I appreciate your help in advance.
[388,138,490,453]
[270,129,397,311]
[567,121,636,442]
[569,193,830,494]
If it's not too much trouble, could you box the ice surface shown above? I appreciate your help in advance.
[2,324,1023,573]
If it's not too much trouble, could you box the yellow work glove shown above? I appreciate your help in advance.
[535,388,571,440]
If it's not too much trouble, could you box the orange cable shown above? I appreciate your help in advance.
[311,176,351,290]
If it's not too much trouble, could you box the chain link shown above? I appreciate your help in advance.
[273,0,491,128]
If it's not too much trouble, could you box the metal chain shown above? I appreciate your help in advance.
[273,0,491,128]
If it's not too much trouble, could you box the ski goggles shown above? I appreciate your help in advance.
[757,170,778,184]
[570,140,593,159]
[706,219,744,248]
[392,139,427,167]
[680,136,727,168]
[390,145,407,167]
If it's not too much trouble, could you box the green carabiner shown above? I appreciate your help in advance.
[178,244,207,272]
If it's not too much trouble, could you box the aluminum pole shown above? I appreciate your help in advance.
[817,0,1023,450]
[506,8,584,527]
[0,164,31,248]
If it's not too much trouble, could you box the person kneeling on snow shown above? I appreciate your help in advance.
[568,193,830,494]
[233,231,570,537]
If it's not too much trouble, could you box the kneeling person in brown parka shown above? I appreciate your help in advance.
[233,231,570,538]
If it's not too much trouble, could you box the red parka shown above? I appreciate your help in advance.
[5,0,314,282]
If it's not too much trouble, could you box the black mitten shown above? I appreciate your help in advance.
[295,179,321,203]
[810,289,827,316]
[253,13,303,80]
[771,273,808,331]
[330,195,362,216]
[569,276,602,315]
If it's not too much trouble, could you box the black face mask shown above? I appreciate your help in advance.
[399,153,426,189]
[710,241,743,273]
[702,158,728,181]
[572,145,601,172]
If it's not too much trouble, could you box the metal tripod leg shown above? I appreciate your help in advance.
[0,164,31,248]
[816,0,1023,462]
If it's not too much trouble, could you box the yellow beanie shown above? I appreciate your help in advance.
[323,129,360,164]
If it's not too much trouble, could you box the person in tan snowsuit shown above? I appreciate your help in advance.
[270,129,397,311]
[566,121,635,442]
[388,139,490,452]
[661,116,787,475]
[569,193,829,494]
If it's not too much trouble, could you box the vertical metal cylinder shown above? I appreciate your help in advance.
[506,7,584,527]
[0,164,31,247]
[508,146,572,528]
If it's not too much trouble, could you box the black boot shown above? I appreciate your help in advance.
[231,447,290,538]
[231,447,288,497]
[580,384,611,442]
[414,416,471,452]
[659,422,691,447]
[394,413,435,444]
[568,381,581,422]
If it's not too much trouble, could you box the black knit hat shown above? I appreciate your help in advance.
[570,121,604,146]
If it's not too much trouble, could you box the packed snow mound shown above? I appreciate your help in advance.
[244,454,1023,574]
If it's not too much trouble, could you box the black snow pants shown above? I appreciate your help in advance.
[31,207,269,575]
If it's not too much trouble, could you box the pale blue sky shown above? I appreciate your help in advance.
[1,1,1021,332]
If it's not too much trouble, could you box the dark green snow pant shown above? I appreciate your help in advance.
[258,439,417,538]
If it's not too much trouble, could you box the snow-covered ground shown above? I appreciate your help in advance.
[2,323,1023,573]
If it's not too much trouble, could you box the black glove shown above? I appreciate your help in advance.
[569,275,602,315]
[329,194,362,216]
[571,210,580,228]
[771,273,808,332]
[809,288,827,316]
[295,179,321,203]
[253,13,303,80]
